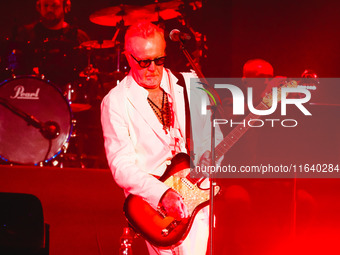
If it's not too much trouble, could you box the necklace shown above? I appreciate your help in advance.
[147,90,172,133]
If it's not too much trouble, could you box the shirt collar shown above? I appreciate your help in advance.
[159,68,171,95]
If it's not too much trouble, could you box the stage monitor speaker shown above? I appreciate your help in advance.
[0,192,49,255]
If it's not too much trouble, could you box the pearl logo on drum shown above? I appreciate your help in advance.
[10,85,40,100]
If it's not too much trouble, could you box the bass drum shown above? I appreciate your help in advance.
[0,76,72,165]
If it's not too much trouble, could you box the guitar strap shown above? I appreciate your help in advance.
[172,71,195,160]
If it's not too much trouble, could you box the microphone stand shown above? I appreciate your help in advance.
[174,38,217,255]
[0,97,42,129]
[0,97,60,162]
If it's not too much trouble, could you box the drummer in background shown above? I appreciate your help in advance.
[13,0,90,89]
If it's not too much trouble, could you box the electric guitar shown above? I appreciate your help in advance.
[123,80,298,248]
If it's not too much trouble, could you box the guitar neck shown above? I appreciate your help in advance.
[214,101,268,161]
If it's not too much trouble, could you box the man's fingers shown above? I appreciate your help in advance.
[161,189,188,219]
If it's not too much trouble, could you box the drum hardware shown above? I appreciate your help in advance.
[65,82,92,113]
[115,41,122,75]
[79,38,116,96]
[107,39,127,87]
[79,42,100,81]
[79,25,128,92]
[108,20,129,86]
[57,118,86,169]
[65,44,99,113]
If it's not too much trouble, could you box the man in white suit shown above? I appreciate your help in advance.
[101,22,220,254]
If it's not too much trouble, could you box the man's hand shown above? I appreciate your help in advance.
[160,189,188,219]
[199,150,211,167]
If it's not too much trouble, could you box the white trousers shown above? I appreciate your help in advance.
[146,207,209,255]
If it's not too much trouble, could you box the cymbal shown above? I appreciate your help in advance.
[89,1,183,27]
[145,0,183,21]
[90,5,148,27]
[80,40,116,49]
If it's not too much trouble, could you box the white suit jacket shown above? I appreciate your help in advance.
[101,68,220,209]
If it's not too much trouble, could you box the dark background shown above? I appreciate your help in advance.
[1,0,340,78]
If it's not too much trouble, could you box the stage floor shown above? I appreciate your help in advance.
[1,165,340,255]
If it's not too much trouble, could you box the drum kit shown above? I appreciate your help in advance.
[0,0,203,167]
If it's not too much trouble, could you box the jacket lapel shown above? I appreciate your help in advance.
[126,76,167,139]
[168,71,186,141]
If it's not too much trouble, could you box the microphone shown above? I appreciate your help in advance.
[169,29,191,42]
[40,121,60,140]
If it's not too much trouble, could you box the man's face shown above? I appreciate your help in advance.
[126,33,166,89]
[38,0,65,28]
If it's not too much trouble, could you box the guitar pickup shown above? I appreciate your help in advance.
[157,205,167,218]
[161,220,179,237]
[180,178,195,190]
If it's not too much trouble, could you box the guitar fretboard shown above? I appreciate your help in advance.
[215,101,269,161]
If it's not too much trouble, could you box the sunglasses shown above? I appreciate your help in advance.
[130,54,166,68]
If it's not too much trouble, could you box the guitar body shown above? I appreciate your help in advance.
[123,153,220,248]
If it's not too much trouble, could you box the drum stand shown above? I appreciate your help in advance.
[111,23,126,85]
[58,118,86,169]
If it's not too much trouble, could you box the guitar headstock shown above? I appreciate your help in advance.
[262,80,298,108]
